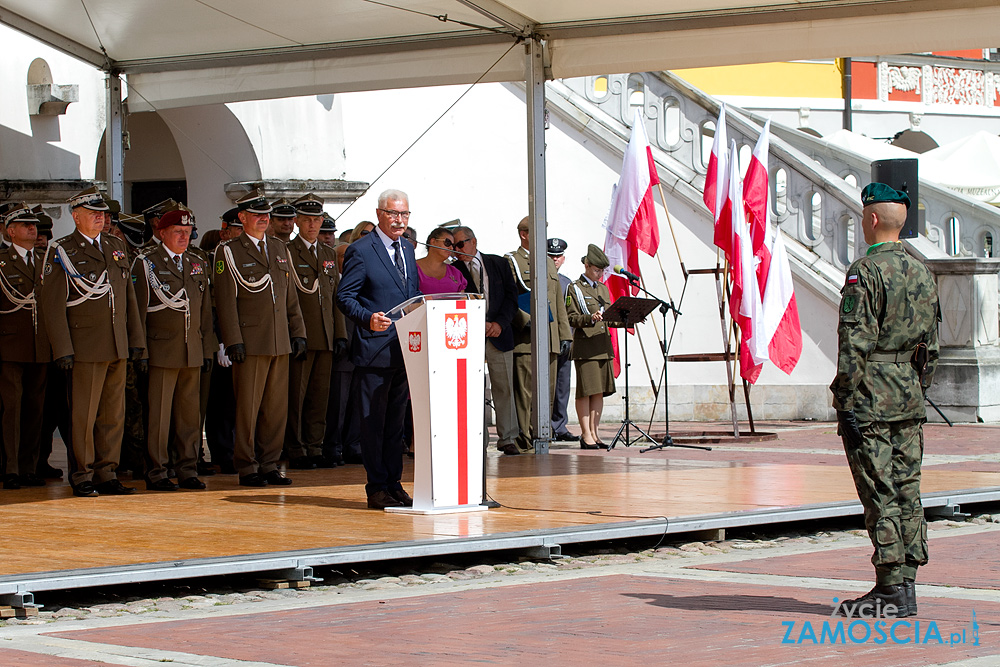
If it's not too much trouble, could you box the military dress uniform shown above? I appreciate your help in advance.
[40,226,144,492]
[831,184,940,610]
[214,231,306,483]
[0,209,52,488]
[133,229,215,488]
[286,235,346,466]
[506,240,572,453]
[565,276,616,399]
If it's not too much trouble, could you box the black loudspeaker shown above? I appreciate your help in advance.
[871,158,919,238]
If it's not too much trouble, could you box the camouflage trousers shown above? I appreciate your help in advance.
[842,418,928,586]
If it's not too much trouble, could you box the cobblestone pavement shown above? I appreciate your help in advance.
[2,510,999,666]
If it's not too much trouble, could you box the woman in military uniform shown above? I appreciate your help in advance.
[565,245,616,449]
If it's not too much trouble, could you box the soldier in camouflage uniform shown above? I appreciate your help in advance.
[831,182,939,619]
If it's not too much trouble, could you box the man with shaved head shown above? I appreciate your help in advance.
[831,182,939,619]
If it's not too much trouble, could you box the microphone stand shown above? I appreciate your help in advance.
[617,274,712,453]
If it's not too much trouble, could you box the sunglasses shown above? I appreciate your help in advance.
[453,239,470,248]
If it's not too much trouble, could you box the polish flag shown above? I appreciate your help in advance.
[723,141,767,383]
[705,104,731,258]
[603,110,661,376]
[743,119,802,374]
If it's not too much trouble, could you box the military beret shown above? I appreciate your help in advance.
[2,203,39,227]
[236,189,272,214]
[68,186,109,211]
[293,193,324,216]
[270,198,297,218]
[156,209,194,232]
[861,182,910,209]
[547,238,567,256]
[516,216,530,232]
[320,213,336,232]
[582,244,609,269]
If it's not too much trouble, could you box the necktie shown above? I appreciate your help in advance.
[392,241,405,281]
[94,238,102,253]
[258,239,267,262]
[175,255,183,272]
[470,260,482,291]
[25,252,33,270]
[311,244,317,259]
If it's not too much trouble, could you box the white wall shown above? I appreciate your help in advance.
[0,24,105,181]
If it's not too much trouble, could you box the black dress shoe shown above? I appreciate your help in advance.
[580,441,600,450]
[19,473,46,487]
[596,441,610,450]
[368,489,404,509]
[95,479,137,495]
[313,455,338,469]
[72,481,99,497]
[37,463,63,479]
[289,456,317,470]
[239,473,268,487]
[264,470,293,486]
[3,474,21,490]
[498,444,521,456]
[197,462,217,476]
[179,477,207,490]
[554,432,579,442]
[389,487,413,507]
[146,478,179,492]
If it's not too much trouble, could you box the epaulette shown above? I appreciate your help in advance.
[137,245,158,258]
[54,234,73,246]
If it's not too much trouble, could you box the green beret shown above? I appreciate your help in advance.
[582,243,609,269]
[861,182,910,209]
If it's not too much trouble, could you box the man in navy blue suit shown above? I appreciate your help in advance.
[337,189,421,509]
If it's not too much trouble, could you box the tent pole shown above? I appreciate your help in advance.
[105,72,125,205]
[526,36,550,455]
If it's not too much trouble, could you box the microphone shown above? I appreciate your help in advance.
[613,265,640,282]
[413,238,477,260]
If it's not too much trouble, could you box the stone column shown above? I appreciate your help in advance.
[924,257,1000,422]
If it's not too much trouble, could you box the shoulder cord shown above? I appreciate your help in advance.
[288,246,320,296]
[140,255,191,343]
[0,264,36,331]
[505,252,530,291]
[571,283,591,317]
[47,240,115,313]
[221,243,275,303]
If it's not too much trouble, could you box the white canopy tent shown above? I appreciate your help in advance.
[922,131,1000,206]
[4,0,1000,446]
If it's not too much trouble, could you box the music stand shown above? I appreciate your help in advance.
[604,296,659,450]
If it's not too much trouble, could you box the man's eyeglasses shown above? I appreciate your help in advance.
[378,209,411,220]
[453,239,471,248]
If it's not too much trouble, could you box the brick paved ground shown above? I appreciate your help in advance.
[1,518,996,666]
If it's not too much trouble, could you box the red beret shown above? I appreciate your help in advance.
[156,209,194,231]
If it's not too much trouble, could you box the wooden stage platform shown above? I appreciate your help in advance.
[2,422,999,600]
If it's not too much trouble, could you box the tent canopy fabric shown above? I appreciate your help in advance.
[3,1,1000,110]
[922,131,1000,205]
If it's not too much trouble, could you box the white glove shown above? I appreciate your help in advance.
[216,343,232,368]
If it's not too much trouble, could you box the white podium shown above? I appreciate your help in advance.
[386,294,488,514]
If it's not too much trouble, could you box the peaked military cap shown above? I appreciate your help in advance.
[142,198,178,222]
[516,216,530,232]
[68,186,110,211]
[582,244,609,269]
[30,205,53,228]
[293,193,324,216]
[236,189,272,214]
[2,203,39,226]
[861,182,911,210]
[320,212,336,232]
[270,198,297,218]
[115,213,148,247]
[221,206,242,227]
[547,238,567,256]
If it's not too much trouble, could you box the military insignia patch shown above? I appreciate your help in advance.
[322,260,336,272]
[215,260,224,274]
[112,250,126,261]
[190,262,204,276]
[276,256,287,265]
[847,274,858,285]
[842,295,856,313]
[44,263,52,276]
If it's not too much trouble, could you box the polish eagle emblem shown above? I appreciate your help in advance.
[408,332,421,353]
[444,313,468,350]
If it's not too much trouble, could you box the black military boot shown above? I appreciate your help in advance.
[902,579,917,616]
[837,584,910,618]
